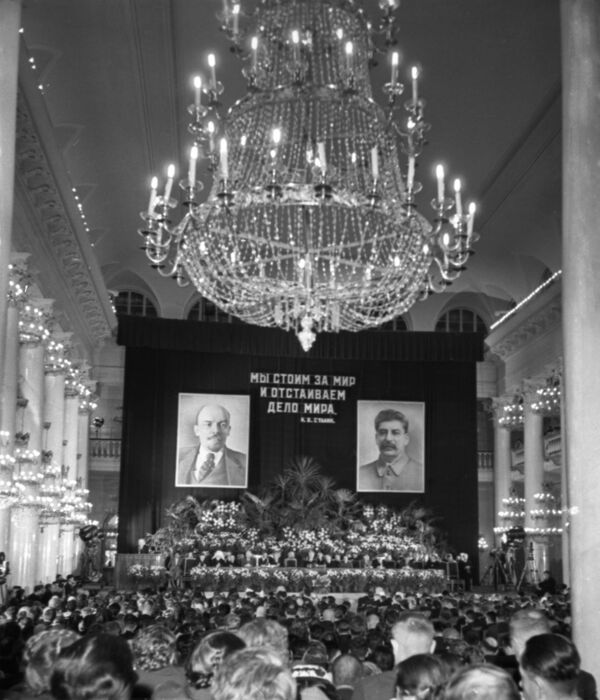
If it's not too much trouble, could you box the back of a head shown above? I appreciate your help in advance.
[332,653,363,687]
[211,647,297,700]
[391,612,435,661]
[301,639,330,670]
[23,627,80,694]
[237,618,289,664]
[188,630,246,681]
[443,663,520,700]
[509,608,551,656]
[520,633,580,698]
[50,633,138,700]
[395,653,447,699]
[130,623,177,671]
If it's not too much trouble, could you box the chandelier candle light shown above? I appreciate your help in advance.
[139,0,477,350]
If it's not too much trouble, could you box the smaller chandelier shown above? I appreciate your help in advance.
[18,304,50,345]
[531,375,561,415]
[138,0,477,349]
[498,394,524,428]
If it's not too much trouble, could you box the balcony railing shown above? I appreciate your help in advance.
[90,437,121,461]
[478,451,493,470]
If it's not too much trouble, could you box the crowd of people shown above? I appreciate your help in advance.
[0,574,592,700]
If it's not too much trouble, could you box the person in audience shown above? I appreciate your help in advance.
[332,654,364,700]
[442,664,520,700]
[0,619,25,690]
[129,623,186,698]
[237,618,290,665]
[1,627,78,699]
[0,553,9,605]
[519,633,580,700]
[186,630,246,699]
[291,663,338,700]
[537,571,558,597]
[50,633,144,700]
[211,647,297,700]
[351,611,435,700]
[508,608,597,700]
[394,653,448,700]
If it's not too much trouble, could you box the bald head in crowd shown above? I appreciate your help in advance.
[509,608,551,657]
[390,611,436,664]
[332,654,363,691]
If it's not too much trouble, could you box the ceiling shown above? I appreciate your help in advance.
[15,0,562,342]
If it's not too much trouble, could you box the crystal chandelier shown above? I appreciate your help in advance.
[531,372,561,415]
[139,0,477,350]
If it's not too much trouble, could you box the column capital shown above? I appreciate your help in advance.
[492,393,524,429]
[18,297,54,345]
[522,379,546,407]
[79,381,98,414]
[44,331,73,375]
[7,252,31,305]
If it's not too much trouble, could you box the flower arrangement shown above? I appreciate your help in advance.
[184,565,446,594]
[129,564,167,579]
[137,459,443,588]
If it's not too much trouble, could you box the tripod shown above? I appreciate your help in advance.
[481,551,512,590]
[517,542,540,590]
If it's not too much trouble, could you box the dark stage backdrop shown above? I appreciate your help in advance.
[117,316,483,567]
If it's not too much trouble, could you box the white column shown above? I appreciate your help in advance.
[18,299,53,452]
[1,307,19,444]
[0,503,11,555]
[559,378,570,586]
[37,516,60,584]
[493,400,513,535]
[561,2,600,670]
[63,392,79,481]
[523,389,547,579]
[8,501,39,592]
[18,343,45,451]
[77,400,93,488]
[0,0,22,432]
[1,253,31,444]
[43,333,71,469]
[57,523,75,577]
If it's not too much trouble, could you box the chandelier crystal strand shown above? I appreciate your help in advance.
[139,0,477,350]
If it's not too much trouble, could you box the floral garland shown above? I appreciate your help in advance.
[127,564,446,594]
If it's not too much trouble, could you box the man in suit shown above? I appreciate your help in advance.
[505,608,597,700]
[178,403,247,486]
[358,408,424,492]
[351,611,435,700]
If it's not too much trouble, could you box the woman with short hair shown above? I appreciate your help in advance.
[50,633,140,700]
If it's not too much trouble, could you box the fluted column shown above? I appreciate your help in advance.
[18,299,53,452]
[63,395,79,481]
[10,298,52,590]
[37,334,72,585]
[523,385,548,577]
[562,0,600,671]
[0,435,14,555]
[1,253,30,444]
[57,522,75,577]
[43,333,71,467]
[76,378,96,488]
[37,514,60,584]
[9,503,39,591]
[0,0,22,432]
[559,376,570,586]
[492,398,513,535]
